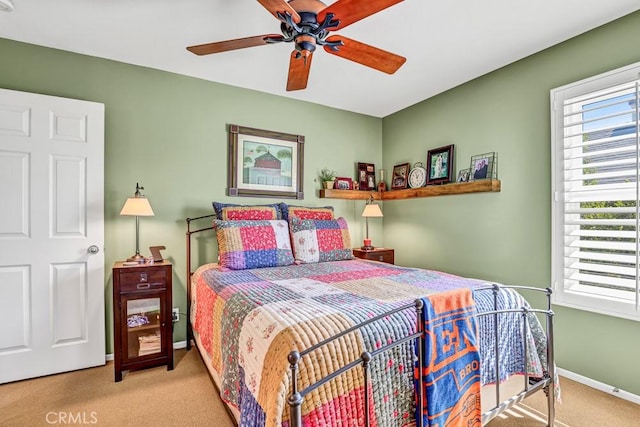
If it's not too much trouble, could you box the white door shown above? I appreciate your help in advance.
[0,88,105,383]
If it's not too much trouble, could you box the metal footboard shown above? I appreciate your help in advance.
[288,284,555,427]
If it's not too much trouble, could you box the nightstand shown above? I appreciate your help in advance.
[352,247,395,264]
[112,260,173,382]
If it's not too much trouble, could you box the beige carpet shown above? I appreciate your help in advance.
[1,348,639,426]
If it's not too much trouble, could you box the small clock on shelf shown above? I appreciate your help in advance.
[408,162,427,188]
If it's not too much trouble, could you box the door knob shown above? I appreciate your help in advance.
[87,245,100,254]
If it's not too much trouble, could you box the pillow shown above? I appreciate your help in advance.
[214,220,294,270]
[283,204,335,221]
[290,217,354,264]
[220,205,279,220]
[212,202,284,220]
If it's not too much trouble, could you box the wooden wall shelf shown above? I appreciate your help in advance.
[319,180,501,200]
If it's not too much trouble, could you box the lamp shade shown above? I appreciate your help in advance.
[120,197,154,217]
[361,203,383,218]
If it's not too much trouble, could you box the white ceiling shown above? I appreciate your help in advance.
[1,1,639,117]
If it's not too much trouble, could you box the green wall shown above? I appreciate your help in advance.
[0,37,382,354]
[2,9,640,397]
[382,11,640,395]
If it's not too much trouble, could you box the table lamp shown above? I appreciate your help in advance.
[120,183,154,262]
[361,195,383,250]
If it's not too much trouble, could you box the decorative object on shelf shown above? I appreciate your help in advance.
[377,169,387,192]
[334,176,353,190]
[391,162,410,190]
[456,168,471,183]
[408,162,427,188]
[426,144,455,185]
[120,183,155,262]
[228,124,304,199]
[357,162,376,191]
[319,168,337,189]
[468,152,498,182]
[149,245,166,262]
[361,194,383,250]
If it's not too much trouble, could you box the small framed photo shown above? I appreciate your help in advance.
[468,152,497,181]
[456,168,470,183]
[334,177,353,190]
[426,144,454,185]
[357,162,376,191]
[391,162,410,190]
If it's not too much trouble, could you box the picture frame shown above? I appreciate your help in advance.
[426,144,454,185]
[227,124,304,199]
[456,168,470,183]
[334,177,353,190]
[391,162,410,190]
[468,152,497,182]
[357,162,376,191]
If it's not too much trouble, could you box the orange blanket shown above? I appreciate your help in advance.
[415,288,481,427]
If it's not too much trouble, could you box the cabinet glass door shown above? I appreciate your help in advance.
[126,297,161,358]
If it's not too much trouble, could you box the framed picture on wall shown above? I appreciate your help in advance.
[227,124,305,199]
[426,144,454,185]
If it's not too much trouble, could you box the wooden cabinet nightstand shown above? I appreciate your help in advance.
[352,248,395,264]
[112,261,173,382]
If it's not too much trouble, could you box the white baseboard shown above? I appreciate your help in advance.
[105,340,187,362]
[557,367,640,405]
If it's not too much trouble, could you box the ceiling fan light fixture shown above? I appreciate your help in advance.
[0,0,14,12]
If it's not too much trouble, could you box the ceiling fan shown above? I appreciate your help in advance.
[186,0,406,91]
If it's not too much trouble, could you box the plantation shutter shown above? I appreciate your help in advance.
[558,77,640,314]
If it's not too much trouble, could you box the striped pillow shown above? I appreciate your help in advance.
[290,217,354,264]
[214,220,294,270]
[212,201,284,220]
[284,205,335,221]
[220,205,279,220]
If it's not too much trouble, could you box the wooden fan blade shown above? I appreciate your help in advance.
[318,0,403,30]
[324,35,405,74]
[187,34,284,55]
[287,50,313,91]
[257,0,301,23]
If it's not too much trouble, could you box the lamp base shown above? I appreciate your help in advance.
[127,253,146,263]
[360,245,374,251]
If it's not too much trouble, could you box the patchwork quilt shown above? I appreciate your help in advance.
[190,259,547,427]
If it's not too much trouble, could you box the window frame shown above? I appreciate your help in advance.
[551,61,640,322]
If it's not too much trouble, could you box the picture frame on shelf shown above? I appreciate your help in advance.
[426,144,454,185]
[227,124,304,199]
[357,162,376,191]
[468,152,497,182]
[391,162,410,190]
[456,168,470,183]
[334,177,354,190]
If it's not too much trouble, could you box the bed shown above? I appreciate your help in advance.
[185,207,556,427]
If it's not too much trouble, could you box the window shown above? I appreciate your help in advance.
[551,63,640,321]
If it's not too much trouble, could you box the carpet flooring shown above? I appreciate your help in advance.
[1,348,639,426]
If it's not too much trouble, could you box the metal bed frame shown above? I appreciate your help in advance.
[186,214,556,426]
[288,285,555,427]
